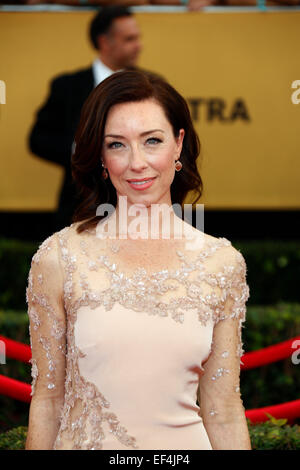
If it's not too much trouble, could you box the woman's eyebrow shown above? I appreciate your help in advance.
[140,129,165,136]
[104,129,165,139]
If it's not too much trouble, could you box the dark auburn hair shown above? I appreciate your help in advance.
[71,70,203,234]
[89,6,132,50]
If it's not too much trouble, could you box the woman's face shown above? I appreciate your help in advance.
[101,98,185,210]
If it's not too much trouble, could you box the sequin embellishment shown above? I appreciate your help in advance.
[26,234,66,397]
[211,367,230,381]
[52,228,139,450]
[74,233,238,327]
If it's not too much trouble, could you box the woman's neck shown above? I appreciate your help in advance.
[96,203,191,241]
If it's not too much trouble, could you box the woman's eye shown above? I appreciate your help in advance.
[108,141,123,149]
[146,137,162,145]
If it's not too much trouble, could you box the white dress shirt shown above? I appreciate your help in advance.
[92,57,122,87]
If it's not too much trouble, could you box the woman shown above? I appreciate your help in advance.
[25,70,251,450]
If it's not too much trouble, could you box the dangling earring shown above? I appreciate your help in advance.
[175,159,182,172]
[101,161,108,180]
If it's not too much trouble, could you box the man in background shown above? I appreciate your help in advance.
[29,6,142,231]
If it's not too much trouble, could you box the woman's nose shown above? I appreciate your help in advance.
[129,144,148,170]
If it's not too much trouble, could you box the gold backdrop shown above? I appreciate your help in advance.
[0,10,299,210]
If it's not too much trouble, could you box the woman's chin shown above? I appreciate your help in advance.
[119,193,156,209]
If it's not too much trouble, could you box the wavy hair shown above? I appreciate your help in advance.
[71,70,203,234]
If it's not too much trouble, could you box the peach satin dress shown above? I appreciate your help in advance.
[26,218,250,450]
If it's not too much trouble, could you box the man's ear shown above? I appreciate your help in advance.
[97,34,107,52]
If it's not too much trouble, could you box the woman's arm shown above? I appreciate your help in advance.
[26,396,65,450]
[198,248,251,450]
[25,233,67,450]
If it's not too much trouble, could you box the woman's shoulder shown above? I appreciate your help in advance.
[29,231,63,275]
[54,221,90,242]
[186,225,231,251]
[30,222,77,263]
[189,227,245,267]
[54,220,107,254]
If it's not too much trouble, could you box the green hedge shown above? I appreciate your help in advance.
[0,426,28,450]
[1,237,300,310]
[0,238,37,311]
[234,239,300,305]
[1,416,299,450]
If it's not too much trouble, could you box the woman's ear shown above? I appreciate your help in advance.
[176,129,185,156]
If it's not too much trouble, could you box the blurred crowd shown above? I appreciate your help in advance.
[1,0,300,9]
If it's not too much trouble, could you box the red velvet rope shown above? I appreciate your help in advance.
[0,335,31,363]
[1,334,300,422]
[240,336,300,370]
[0,374,31,403]
[2,334,299,368]
[245,399,300,424]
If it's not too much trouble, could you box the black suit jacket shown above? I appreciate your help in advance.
[29,66,95,230]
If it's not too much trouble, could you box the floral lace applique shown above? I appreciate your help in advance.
[26,234,66,396]
[76,231,233,327]
[53,227,139,450]
[28,357,38,396]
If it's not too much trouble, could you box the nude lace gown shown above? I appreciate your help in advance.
[26,218,250,450]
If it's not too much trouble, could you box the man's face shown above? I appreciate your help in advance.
[102,16,142,69]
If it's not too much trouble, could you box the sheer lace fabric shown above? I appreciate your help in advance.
[26,220,250,450]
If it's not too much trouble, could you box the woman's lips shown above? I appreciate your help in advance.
[127,177,157,191]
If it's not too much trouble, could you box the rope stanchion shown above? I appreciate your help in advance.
[0,374,31,403]
[1,334,299,423]
[0,335,31,363]
[1,335,300,369]
[240,336,300,370]
[245,399,300,424]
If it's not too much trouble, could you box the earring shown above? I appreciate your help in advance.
[101,161,108,180]
[175,160,182,172]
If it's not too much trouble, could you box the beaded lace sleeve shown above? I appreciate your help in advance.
[198,247,250,424]
[26,232,67,400]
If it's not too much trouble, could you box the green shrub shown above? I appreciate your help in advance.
[233,239,300,305]
[0,238,38,311]
[241,302,300,411]
[247,415,300,450]
[0,426,28,450]
[1,417,299,450]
